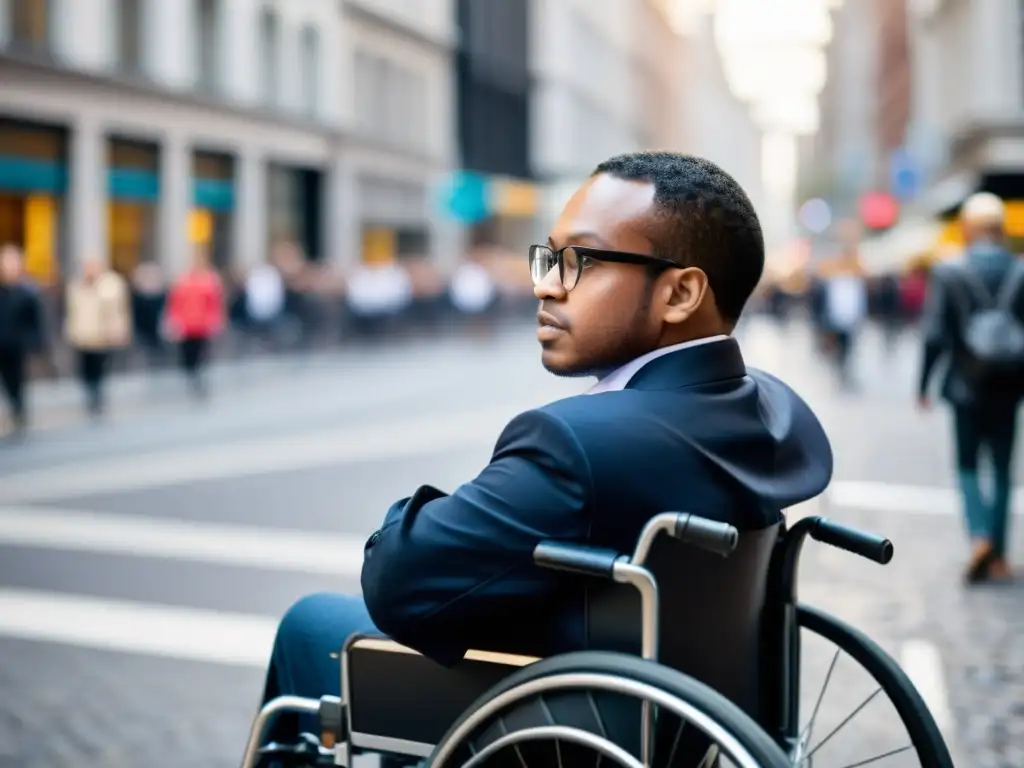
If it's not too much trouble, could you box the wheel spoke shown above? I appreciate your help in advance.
[839,744,914,767]
[661,717,686,768]
[536,696,564,768]
[801,646,841,749]
[497,714,528,768]
[805,687,882,759]
[587,692,607,768]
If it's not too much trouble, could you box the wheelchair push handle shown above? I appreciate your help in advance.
[671,513,739,557]
[811,517,893,564]
[532,541,623,579]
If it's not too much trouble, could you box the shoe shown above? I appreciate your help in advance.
[987,557,1014,583]
[964,540,996,584]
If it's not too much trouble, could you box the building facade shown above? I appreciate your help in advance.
[531,0,682,236]
[806,0,881,216]
[453,0,536,250]
[0,0,457,284]
[675,9,766,241]
[340,0,458,269]
[908,0,1024,239]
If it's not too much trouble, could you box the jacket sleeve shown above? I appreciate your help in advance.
[360,408,592,664]
[918,267,951,396]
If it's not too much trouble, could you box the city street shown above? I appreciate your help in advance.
[0,318,1021,767]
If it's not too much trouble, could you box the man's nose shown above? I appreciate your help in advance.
[533,266,566,301]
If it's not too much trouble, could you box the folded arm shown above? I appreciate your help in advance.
[360,409,592,664]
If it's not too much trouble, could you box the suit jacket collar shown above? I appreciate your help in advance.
[624,336,746,391]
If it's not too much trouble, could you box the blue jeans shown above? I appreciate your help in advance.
[954,405,1018,556]
[261,594,384,751]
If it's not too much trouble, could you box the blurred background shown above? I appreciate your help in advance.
[0,0,1022,766]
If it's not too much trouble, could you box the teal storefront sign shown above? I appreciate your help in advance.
[439,170,491,224]
[0,155,67,194]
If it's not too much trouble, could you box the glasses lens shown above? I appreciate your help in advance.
[562,247,582,290]
[529,245,557,286]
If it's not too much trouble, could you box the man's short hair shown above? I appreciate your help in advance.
[593,151,764,323]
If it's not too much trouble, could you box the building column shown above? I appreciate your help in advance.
[324,159,358,269]
[234,147,266,268]
[68,115,107,272]
[159,133,190,276]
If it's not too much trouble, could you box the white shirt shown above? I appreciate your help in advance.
[587,335,730,395]
[825,275,867,330]
[245,264,285,321]
[346,264,413,316]
[449,263,496,314]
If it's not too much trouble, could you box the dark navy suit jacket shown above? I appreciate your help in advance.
[361,337,833,664]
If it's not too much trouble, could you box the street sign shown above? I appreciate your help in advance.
[890,147,921,201]
[440,171,491,224]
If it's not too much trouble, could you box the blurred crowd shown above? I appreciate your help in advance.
[0,241,537,435]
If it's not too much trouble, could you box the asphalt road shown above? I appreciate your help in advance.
[0,318,1020,767]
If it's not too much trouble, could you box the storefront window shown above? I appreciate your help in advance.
[107,137,159,276]
[192,150,235,269]
[10,0,52,52]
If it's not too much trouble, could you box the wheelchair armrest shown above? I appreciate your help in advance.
[533,541,623,578]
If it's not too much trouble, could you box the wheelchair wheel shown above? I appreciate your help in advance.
[794,606,956,767]
[430,650,791,768]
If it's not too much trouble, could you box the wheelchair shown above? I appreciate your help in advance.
[242,511,956,767]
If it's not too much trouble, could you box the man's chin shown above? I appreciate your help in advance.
[540,350,595,379]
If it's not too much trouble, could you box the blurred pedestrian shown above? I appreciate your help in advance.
[818,220,868,387]
[344,258,412,342]
[131,262,168,370]
[64,258,132,417]
[165,247,225,398]
[0,245,46,436]
[245,259,286,350]
[448,253,497,336]
[919,192,1024,583]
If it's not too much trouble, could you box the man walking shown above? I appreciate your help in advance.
[919,192,1024,583]
[0,245,45,436]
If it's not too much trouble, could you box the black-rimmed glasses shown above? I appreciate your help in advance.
[528,244,678,291]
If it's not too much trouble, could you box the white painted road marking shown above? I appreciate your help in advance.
[826,481,1024,516]
[899,639,954,735]
[0,402,523,504]
[0,506,367,576]
[0,588,276,667]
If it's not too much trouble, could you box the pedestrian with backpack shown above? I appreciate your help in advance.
[919,192,1024,583]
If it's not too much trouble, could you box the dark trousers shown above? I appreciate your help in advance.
[0,347,27,429]
[77,350,109,415]
[179,337,209,395]
[953,404,1019,556]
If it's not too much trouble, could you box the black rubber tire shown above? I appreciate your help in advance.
[798,606,956,768]
[430,650,791,768]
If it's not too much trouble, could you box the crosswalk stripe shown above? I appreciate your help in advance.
[826,481,1024,516]
[0,403,522,504]
[0,506,367,575]
[0,587,276,667]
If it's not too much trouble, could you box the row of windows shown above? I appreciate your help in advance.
[353,50,429,152]
[4,0,322,119]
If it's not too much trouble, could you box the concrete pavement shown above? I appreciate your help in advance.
[0,318,1019,766]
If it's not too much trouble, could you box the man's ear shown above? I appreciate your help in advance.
[660,267,709,325]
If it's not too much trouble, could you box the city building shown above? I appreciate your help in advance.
[805,0,881,216]
[0,0,345,284]
[0,0,458,285]
[452,0,536,250]
[907,0,1024,244]
[675,9,766,241]
[339,0,459,269]
[531,0,654,236]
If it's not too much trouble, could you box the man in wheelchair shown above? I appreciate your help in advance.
[255,152,834,764]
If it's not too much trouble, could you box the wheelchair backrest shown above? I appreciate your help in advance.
[583,522,781,721]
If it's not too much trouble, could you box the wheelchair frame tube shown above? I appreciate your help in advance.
[612,560,659,767]
[763,518,814,754]
[240,695,322,768]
